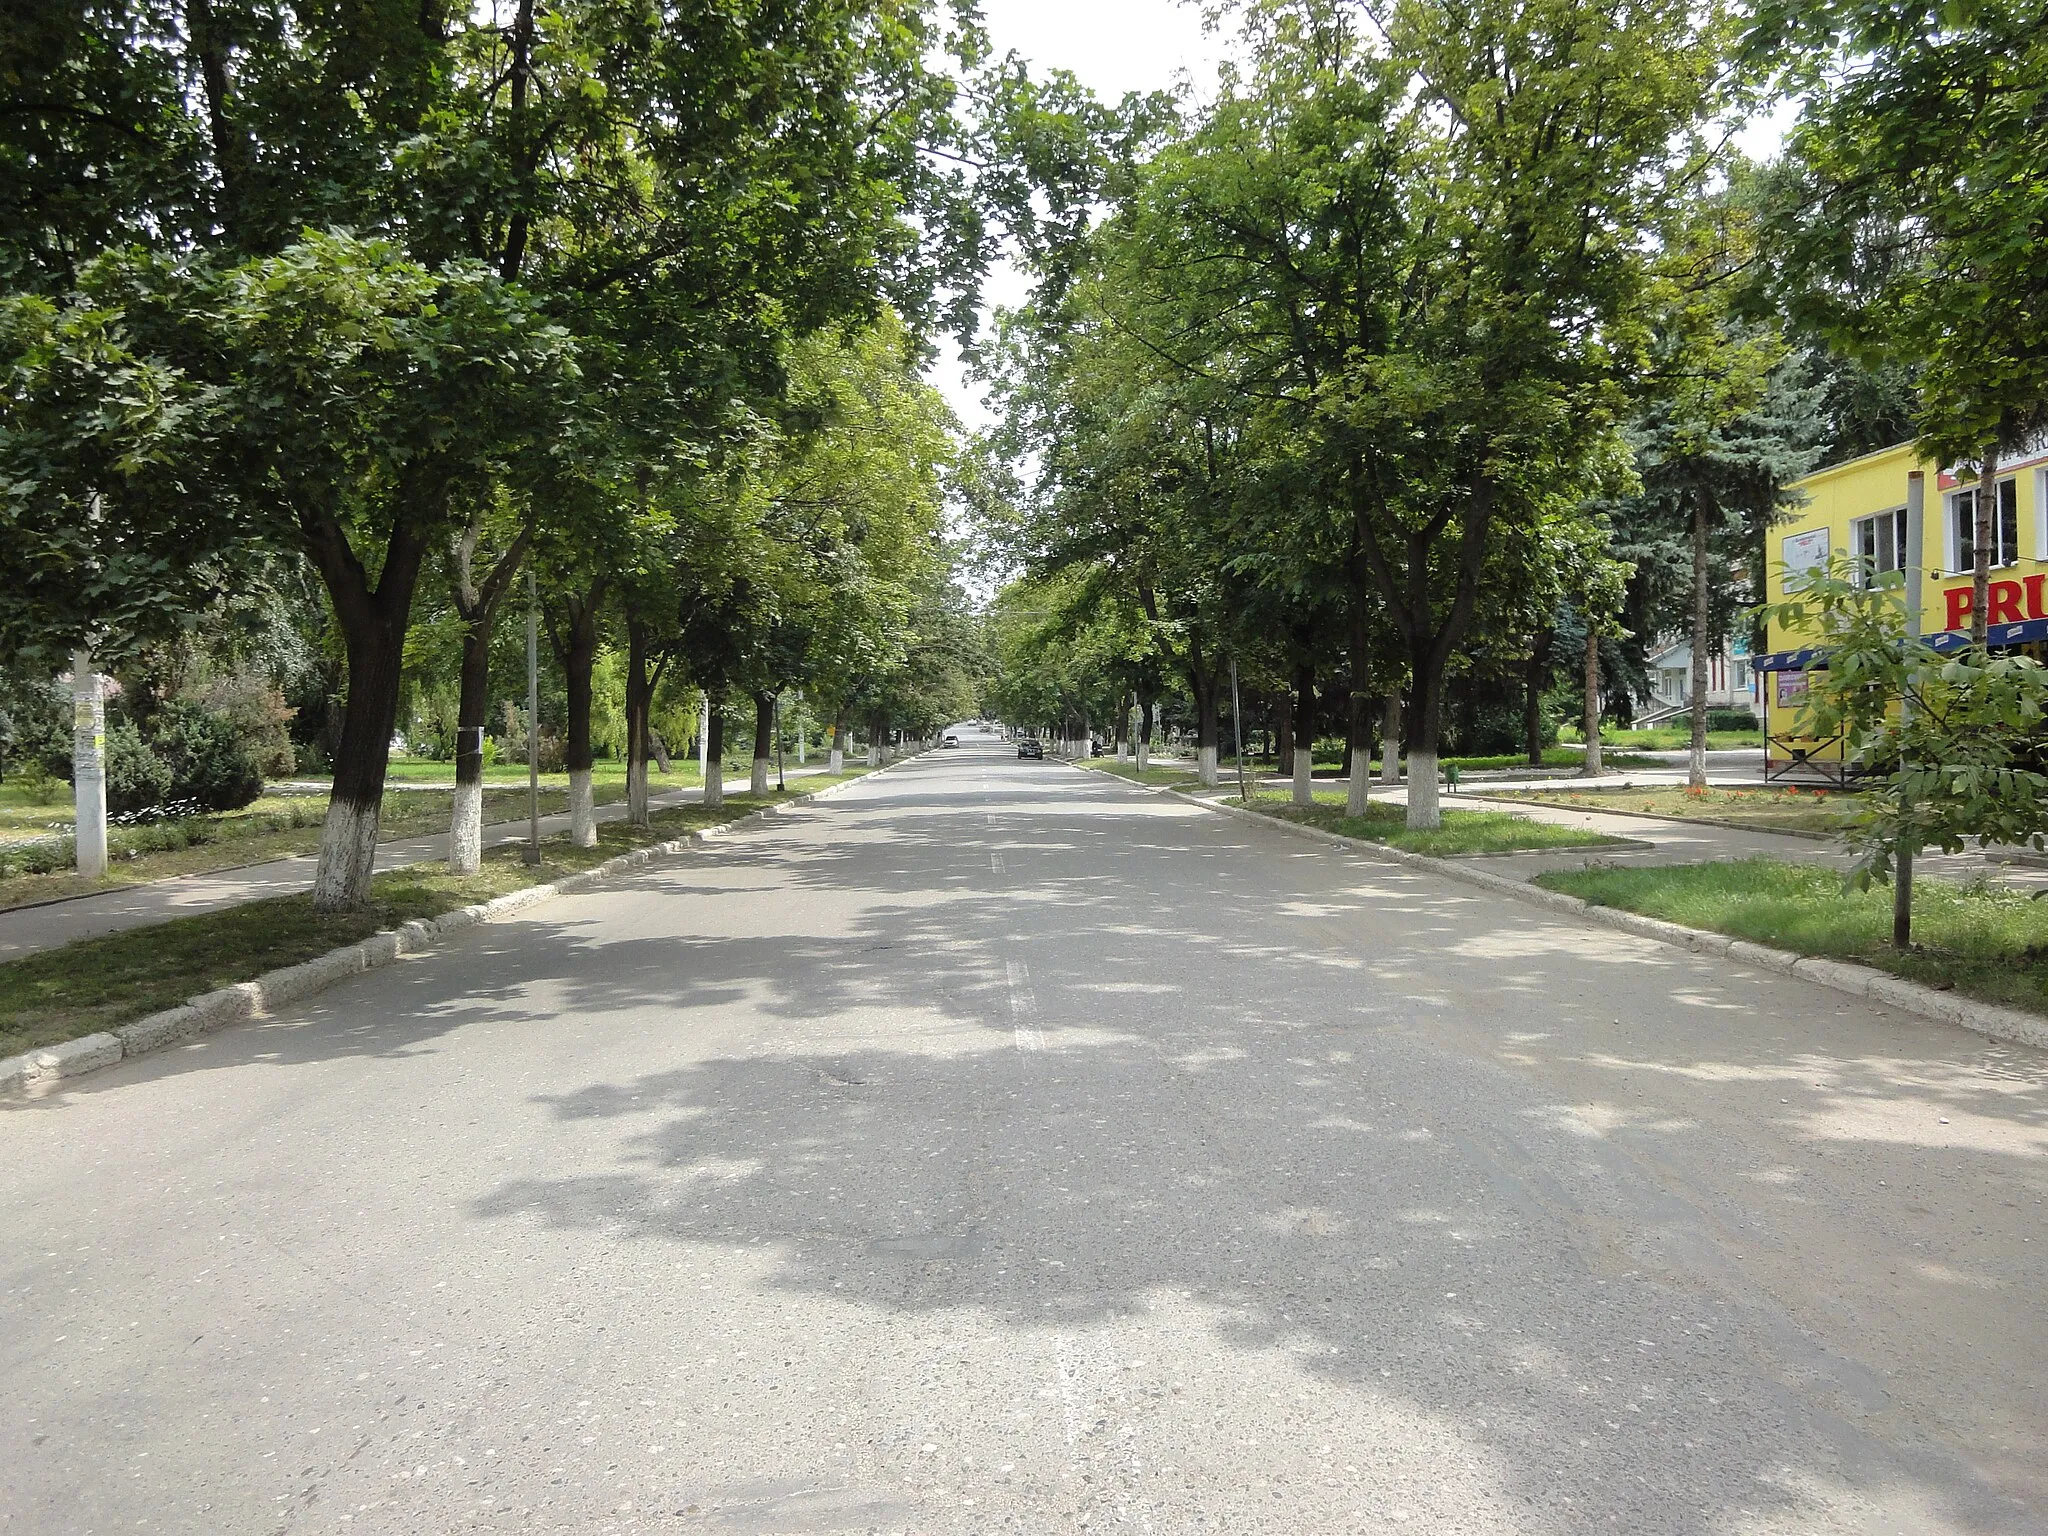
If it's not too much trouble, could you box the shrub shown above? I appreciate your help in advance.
[194,671,297,777]
[1705,707,1759,732]
[146,702,264,812]
[102,719,175,816]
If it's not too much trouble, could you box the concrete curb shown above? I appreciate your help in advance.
[1077,761,2048,1053]
[0,768,893,1101]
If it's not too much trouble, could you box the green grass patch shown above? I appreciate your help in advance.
[1490,784,1858,836]
[0,775,675,911]
[1558,725,1763,751]
[1535,857,2048,1018]
[0,774,870,1059]
[1246,791,1628,857]
[1088,760,1206,788]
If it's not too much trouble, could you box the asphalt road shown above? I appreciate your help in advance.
[3,733,2045,1534]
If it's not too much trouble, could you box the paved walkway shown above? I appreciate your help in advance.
[0,770,826,962]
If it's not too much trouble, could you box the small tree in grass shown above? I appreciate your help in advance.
[1762,567,2048,946]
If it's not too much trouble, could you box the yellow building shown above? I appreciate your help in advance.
[1759,439,2048,777]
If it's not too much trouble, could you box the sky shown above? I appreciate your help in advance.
[924,0,1228,435]
[926,0,1798,436]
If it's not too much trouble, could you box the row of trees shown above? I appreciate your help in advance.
[972,0,2043,833]
[1,0,1007,907]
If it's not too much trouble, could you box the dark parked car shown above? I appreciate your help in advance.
[1017,738,1044,759]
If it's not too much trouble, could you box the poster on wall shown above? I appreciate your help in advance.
[1776,671,1809,708]
[1781,528,1830,585]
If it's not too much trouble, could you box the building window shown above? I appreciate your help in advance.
[1730,659,1750,694]
[1952,479,2019,572]
[1850,507,1907,585]
[1659,667,1687,700]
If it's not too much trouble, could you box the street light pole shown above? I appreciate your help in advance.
[775,693,785,792]
[524,568,541,865]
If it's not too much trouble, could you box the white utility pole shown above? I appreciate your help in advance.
[698,691,710,781]
[71,648,107,877]
[1895,471,1926,947]
[523,569,541,865]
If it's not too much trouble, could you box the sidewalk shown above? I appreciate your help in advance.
[1179,764,2048,894]
[0,770,826,962]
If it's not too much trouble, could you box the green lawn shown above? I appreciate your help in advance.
[0,753,778,908]
[1557,725,1763,751]
[1246,790,1628,858]
[1088,760,1206,788]
[1536,857,2048,1018]
[1489,784,1858,836]
[0,773,870,1059]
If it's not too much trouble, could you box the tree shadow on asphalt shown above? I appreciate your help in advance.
[25,756,2047,1530]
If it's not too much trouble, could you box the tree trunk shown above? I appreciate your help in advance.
[445,521,531,875]
[829,708,846,774]
[1115,693,1130,760]
[448,615,491,875]
[1689,492,1711,791]
[751,691,774,795]
[1972,447,1999,646]
[303,509,433,912]
[650,730,672,774]
[1523,626,1553,768]
[1137,697,1153,773]
[1379,692,1401,786]
[1292,661,1315,806]
[1274,692,1294,773]
[703,706,725,806]
[625,618,654,827]
[1580,630,1604,778]
[1347,609,1372,817]
[1405,656,1443,830]
[1192,666,1220,787]
[547,577,604,848]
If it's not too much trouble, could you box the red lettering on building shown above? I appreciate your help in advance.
[1990,580,2026,625]
[1946,586,1974,632]
[2028,574,2047,620]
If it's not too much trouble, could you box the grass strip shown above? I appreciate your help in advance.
[0,774,868,1059]
[1534,856,2048,1019]
[0,776,679,911]
[1243,791,1628,857]
[1491,784,1857,836]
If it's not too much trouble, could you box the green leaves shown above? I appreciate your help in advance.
[1762,567,2048,882]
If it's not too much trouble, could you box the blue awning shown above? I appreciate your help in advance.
[1755,618,2048,672]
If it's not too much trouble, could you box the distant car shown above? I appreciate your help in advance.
[942,733,958,747]
[1017,738,1044,759]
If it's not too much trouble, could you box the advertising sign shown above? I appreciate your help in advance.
[1781,528,1830,585]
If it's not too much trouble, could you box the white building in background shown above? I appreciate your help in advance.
[1642,635,1759,721]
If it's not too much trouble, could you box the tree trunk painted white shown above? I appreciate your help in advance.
[1380,693,1401,785]
[1346,750,1370,816]
[698,692,710,781]
[828,747,844,774]
[1136,741,1149,772]
[1292,746,1313,806]
[447,778,483,874]
[1197,745,1218,786]
[569,768,596,847]
[751,757,771,796]
[866,742,879,767]
[311,798,380,909]
[1406,750,1440,829]
[627,754,648,825]
[1689,492,1712,792]
[1580,630,1604,778]
[70,650,107,878]
[703,759,724,808]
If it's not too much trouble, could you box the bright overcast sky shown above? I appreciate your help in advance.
[928,1,1796,436]
[926,0,1228,434]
